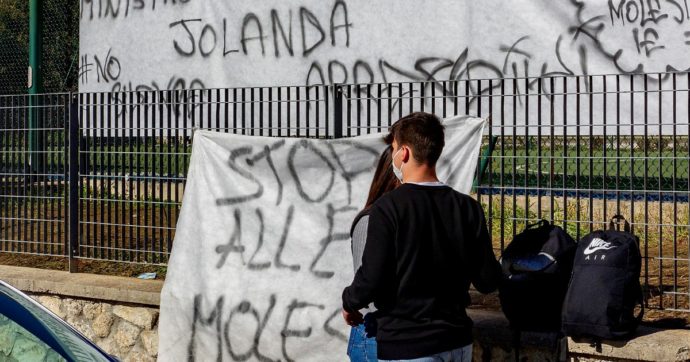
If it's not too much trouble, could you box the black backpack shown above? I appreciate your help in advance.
[562,215,644,340]
[499,220,578,331]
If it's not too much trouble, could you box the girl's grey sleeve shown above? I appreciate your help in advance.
[351,215,369,273]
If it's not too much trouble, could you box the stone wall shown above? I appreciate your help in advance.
[30,294,159,362]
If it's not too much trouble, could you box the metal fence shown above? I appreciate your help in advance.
[0,93,70,256]
[0,73,689,313]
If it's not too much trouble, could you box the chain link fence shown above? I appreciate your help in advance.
[0,0,78,95]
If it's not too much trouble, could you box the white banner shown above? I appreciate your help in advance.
[79,0,690,93]
[158,115,487,361]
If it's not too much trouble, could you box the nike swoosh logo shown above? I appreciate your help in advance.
[583,238,617,255]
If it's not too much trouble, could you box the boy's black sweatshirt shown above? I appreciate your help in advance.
[342,183,501,360]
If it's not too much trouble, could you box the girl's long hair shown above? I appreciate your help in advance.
[364,146,399,209]
[351,146,399,235]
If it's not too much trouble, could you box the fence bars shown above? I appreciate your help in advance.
[0,74,688,313]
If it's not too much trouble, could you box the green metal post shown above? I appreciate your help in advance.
[29,0,43,173]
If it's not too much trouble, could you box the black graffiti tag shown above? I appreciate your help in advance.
[287,140,336,204]
[216,146,264,206]
[187,294,343,361]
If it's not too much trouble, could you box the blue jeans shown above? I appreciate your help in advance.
[378,344,473,362]
[347,315,377,362]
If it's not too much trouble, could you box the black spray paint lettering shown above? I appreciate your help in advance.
[168,2,351,59]
[105,0,119,19]
[217,139,378,207]
[242,14,268,56]
[576,0,690,74]
[94,48,122,83]
[213,205,300,271]
[281,300,325,362]
[287,140,336,204]
[304,32,585,110]
[245,140,287,206]
[633,27,666,55]
[79,55,93,85]
[300,7,326,57]
[212,203,360,279]
[108,77,206,120]
[200,23,218,57]
[215,209,245,269]
[211,139,378,273]
[274,205,301,272]
[607,0,687,26]
[330,1,352,47]
[167,17,252,58]
[223,19,241,56]
[353,60,375,84]
[323,308,348,342]
[309,203,357,279]
[305,62,326,86]
[325,141,380,205]
[187,294,224,362]
[224,295,278,362]
[79,49,121,85]
[187,294,341,361]
[80,0,191,21]
[247,209,271,271]
[271,10,295,57]
[305,59,380,87]
[328,60,348,84]
[169,19,203,57]
[605,0,685,59]
[301,2,677,99]
[216,146,264,206]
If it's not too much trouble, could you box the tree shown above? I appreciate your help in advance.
[0,0,78,95]
[0,1,29,95]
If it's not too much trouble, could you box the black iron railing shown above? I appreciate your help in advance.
[0,73,688,312]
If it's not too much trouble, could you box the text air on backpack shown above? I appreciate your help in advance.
[562,215,644,340]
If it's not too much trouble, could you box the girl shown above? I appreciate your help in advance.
[347,146,399,362]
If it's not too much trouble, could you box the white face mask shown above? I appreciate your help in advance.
[391,148,404,182]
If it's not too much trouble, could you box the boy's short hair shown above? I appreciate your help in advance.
[384,112,445,166]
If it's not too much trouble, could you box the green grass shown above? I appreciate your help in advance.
[2,135,690,192]
[480,137,690,191]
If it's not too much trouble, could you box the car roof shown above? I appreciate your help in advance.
[0,280,117,361]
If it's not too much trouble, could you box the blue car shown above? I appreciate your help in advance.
[0,280,117,361]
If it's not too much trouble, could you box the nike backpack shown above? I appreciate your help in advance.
[562,215,644,340]
[499,220,577,331]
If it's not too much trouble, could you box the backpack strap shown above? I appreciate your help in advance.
[511,328,521,362]
[525,219,550,230]
[590,339,603,353]
[556,333,567,362]
[634,287,645,327]
[608,215,631,233]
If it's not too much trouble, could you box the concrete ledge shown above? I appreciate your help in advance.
[0,265,163,306]
[469,309,690,362]
[568,327,690,362]
[469,308,566,361]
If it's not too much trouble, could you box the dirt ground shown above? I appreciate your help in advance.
[0,252,167,278]
[0,199,174,277]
